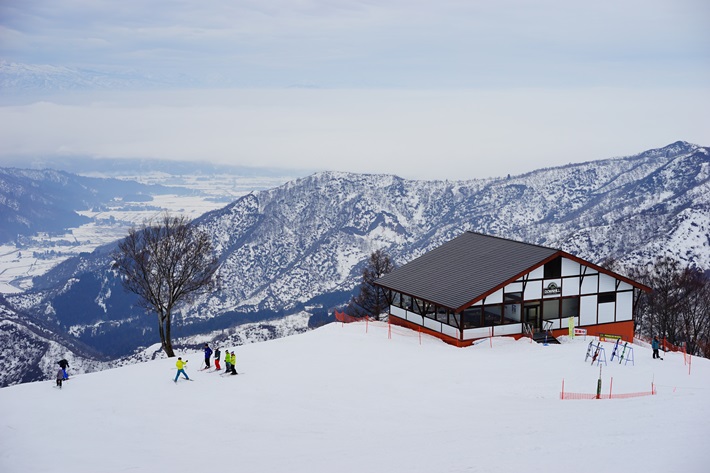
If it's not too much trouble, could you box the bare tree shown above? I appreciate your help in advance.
[677,268,710,357]
[112,214,219,357]
[347,249,395,321]
[631,257,710,357]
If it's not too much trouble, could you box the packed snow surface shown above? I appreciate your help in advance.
[1,322,708,473]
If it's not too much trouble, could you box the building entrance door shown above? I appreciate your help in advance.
[524,303,541,331]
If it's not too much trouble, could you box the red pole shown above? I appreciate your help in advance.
[388,322,391,340]
[561,378,565,400]
[609,377,613,400]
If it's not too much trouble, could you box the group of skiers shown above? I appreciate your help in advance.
[174,343,237,382]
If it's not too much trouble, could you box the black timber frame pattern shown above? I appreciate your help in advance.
[375,232,652,315]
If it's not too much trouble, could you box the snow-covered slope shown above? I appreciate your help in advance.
[0,322,708,473]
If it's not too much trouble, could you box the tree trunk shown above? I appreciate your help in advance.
[164,310,175,357]
[157,312,175,357]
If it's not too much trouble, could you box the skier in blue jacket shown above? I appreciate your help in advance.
[203,343,213,369]
[652,336,661,359]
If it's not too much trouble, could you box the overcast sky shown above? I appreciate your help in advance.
[1,0,709,179]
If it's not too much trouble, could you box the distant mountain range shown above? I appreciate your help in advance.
[0,61,262,95]
[0,61,197,94]
[2,141,709,387]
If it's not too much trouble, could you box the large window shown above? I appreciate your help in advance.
[561,297,580,318]
[463,307,482,328]
[503,292,522,324]
[484,304,503,325]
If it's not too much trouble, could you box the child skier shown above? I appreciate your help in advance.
[224,349,231,374]
[174,357,190,382]
[230,351,237,375]
[214,347,221,371]
[56,368,64,389]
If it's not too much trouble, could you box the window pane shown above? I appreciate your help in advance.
[463,307,482,328]
[484,305,502,325]
[598,292,616,304]
[561,297,579,318]
[544,257,562,279]
[543,299,559,320]
[392,292,401,308]
[436,306,448,323]
[504,292,523,303]
[503,302,521,324]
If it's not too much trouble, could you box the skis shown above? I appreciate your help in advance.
[591,342,601,365]
[610,339,621,361]
[584,341,594,362]
[219,371,240,376]
[618,342,628,364]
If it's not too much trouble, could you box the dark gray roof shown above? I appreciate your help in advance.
[376,232,559,311]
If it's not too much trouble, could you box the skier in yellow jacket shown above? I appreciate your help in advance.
[230,351,238,375]
[174,357,190,382]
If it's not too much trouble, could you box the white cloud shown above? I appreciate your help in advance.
[0,1,708,178]
[0,87,708,180]
[1,1,708,87]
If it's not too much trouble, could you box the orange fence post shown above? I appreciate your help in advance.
[609,377,613,400]
[561,378,565,400]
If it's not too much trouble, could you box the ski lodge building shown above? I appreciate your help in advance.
[374,232,651,346]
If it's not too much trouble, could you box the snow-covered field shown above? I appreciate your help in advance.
[1,322,708,473]
[0,172,295,293]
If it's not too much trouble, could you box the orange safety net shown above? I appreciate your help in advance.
[334,310,372,323]
[560,379,656,400]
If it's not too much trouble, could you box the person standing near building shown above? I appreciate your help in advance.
[58,359,69,380]
[214,347,221,371]
[174,357,190,382]
[203,343,213,370]
[652,336,661,359]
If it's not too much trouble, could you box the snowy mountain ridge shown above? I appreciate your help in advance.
[2,141,709,387]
